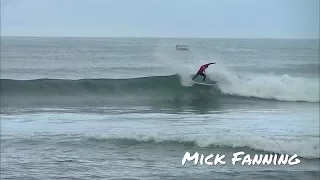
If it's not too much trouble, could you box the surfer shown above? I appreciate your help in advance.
[192,62,216,81]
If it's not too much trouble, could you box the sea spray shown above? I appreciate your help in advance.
[205,65,319,102]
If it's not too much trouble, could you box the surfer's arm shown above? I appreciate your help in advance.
[205,62,216,66]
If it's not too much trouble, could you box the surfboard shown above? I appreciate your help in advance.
[193,81,215,86]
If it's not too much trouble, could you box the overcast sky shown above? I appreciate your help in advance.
[1,0,319,38]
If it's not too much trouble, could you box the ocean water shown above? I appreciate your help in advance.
[1,37,319,180]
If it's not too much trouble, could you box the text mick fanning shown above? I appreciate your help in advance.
[181,152,301,166]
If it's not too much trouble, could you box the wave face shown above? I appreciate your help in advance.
[0,75,219,103]
[1,73,319,103]
[1,75,189,95]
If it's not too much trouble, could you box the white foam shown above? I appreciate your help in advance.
[202,63,319,102]
[94,133,320,159]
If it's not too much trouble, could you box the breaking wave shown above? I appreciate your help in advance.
[1,72,318,103]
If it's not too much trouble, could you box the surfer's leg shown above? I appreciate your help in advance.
[203,74,206,81]
[192,74,198,80]
[197,72,206,81]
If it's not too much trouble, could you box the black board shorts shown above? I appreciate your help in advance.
[197,72,205,76]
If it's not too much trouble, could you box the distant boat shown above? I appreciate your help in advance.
[176,45,189,51]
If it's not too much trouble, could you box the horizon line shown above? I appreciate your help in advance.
[1,35,319,40]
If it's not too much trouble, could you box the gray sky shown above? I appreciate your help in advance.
[1,0,319,38]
